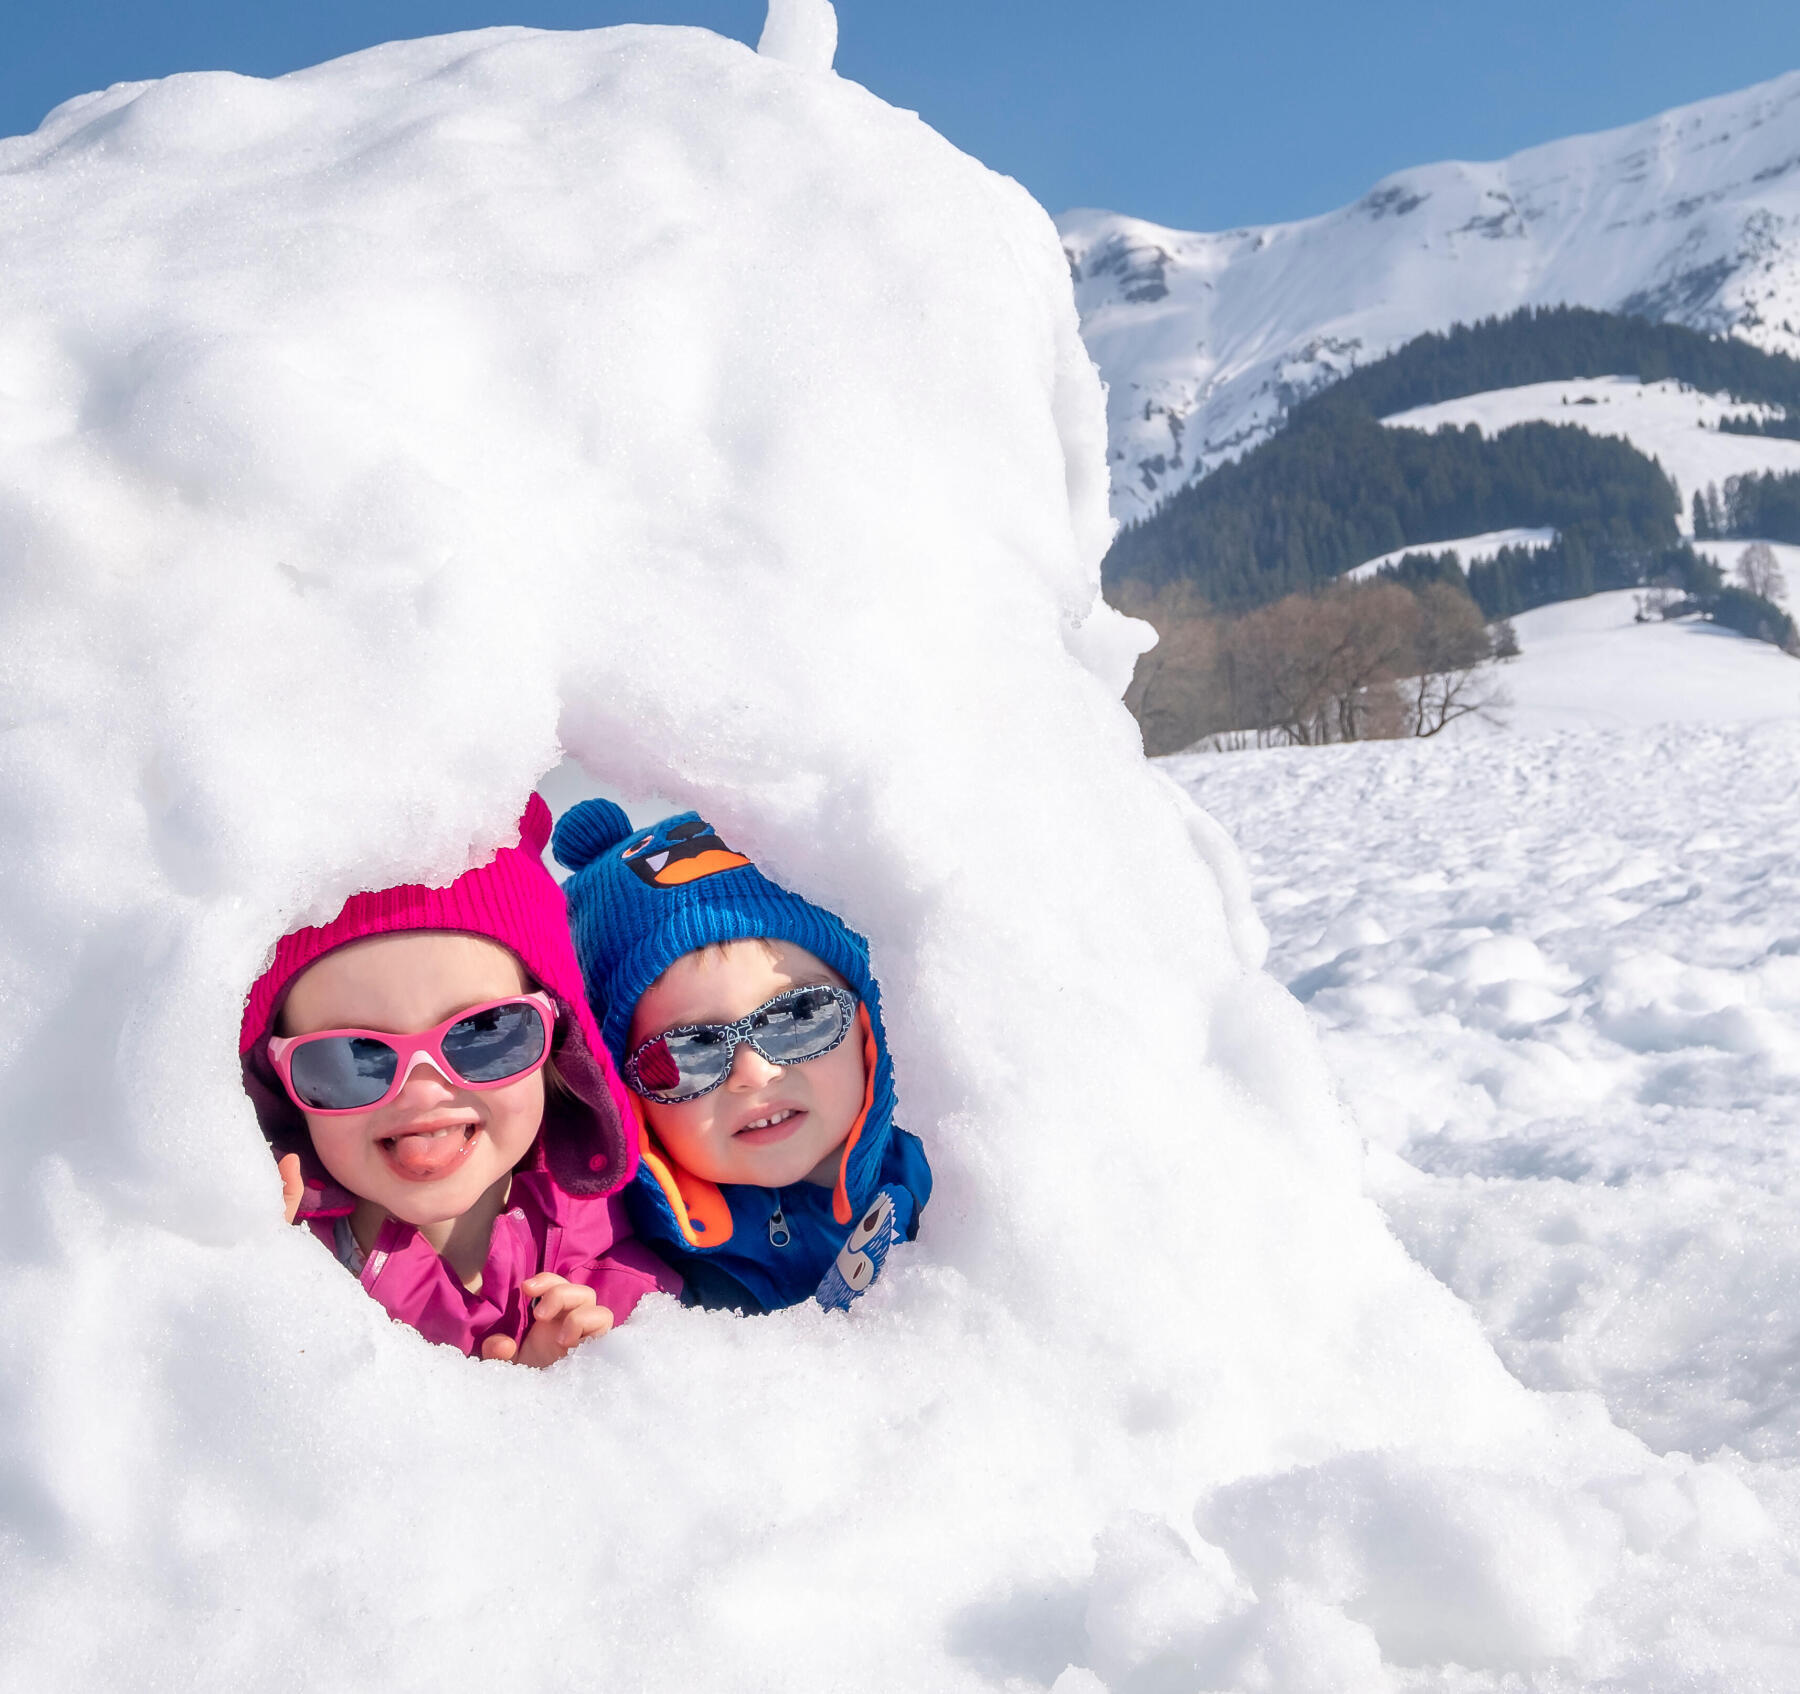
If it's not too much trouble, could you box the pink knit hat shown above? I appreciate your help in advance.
[239,795,638,1207]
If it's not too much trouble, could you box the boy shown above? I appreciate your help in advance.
[552,802,931,1312]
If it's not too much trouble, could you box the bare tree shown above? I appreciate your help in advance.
[1400,581,1508,736]
[1125,613,1229,755]
[1736,541,1789,603]
[1223,581,1420,746]
[1118,575,1509,752]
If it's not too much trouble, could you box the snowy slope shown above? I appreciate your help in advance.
[1061,71,1800,519]
[20,16,1797,1693]
[1695,535,1800,601]
[1165,613,1800,1475]
[1346,525,1555,580]
[1483,589,1800,731]
[1382,375,1800,524]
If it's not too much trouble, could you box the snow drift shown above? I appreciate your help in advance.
[0,17,1791,1691]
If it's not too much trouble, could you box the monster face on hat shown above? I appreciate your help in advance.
[551,799,882,1075]
[619,817,752,888]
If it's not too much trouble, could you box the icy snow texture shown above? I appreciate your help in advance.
[1165,718,1800,1473]
[1060,70,1800,518]
[757,0,837,73]
[0,22,1795,1693]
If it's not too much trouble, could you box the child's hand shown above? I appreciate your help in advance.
[479,1273,614,1368]
[278,1153,303,1226]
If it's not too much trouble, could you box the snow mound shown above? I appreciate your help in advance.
[757,0,838,71]
[0,22,1792,1691]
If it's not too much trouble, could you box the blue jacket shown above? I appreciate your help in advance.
[631,1097,932,1314]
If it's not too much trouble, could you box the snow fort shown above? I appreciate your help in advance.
[0,7,1791,1689]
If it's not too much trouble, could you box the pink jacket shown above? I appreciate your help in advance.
[301,1172,675,1354]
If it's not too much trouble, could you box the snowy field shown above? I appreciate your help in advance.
[1477,589,1800,733]
[1159,712,1792,1468]
[1382,376,1800,524]
[1163,598,1800,1654]
[1162,716,1800,1470]
[5,12,1800,1691]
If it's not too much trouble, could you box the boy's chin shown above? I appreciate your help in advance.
[726,1136,846,1190]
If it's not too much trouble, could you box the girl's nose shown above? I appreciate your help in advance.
[392,1051,459,1100]
[726,1041,783,1089]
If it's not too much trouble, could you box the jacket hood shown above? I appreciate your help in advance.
[240,794,638,1206]
[551,801,905,1238]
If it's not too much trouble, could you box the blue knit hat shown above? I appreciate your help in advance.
[552,801,882,1064]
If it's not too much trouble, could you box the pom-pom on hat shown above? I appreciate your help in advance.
[552,802,882,1065]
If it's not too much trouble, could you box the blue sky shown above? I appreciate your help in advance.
[5,1,1800,231]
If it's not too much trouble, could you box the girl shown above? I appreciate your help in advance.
[239,794,679,1364]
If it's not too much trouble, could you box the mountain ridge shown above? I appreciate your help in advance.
[1061,68,1800,521]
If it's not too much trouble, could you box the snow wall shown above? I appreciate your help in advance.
[0,20,1787,1692]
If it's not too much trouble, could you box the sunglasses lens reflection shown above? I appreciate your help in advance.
[288,1035,398,1111]
[752,988,851,1064]
[441,1002,546,1083]
[633,988,854,1102]
[654,1028,735,1100]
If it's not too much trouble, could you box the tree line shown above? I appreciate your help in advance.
[1103,306,1800,755]
[1104,412,1683,614]
[1119,573,1512,755]
[1104,305,1800,618]
[1691,471,1800,544]
[1303,304,1800,425]
[1718,411,1800,442]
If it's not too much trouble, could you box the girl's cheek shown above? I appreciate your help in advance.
[302,1117,369,1187]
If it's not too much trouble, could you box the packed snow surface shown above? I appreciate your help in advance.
[1383,376,1800,526]
[1163,717,1800,1528]
[1060,70,1800,518]
[2,19,1799,1693]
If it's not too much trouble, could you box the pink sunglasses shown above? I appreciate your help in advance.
[268,992,556,1116]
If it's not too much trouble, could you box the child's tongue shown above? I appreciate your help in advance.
[381,1123,474,1181]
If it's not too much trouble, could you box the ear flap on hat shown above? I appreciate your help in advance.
[552,798,634,872]
[520,792,554,855]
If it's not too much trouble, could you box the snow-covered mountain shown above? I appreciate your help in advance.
[1061,70,1800,521]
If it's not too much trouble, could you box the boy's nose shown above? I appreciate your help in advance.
[726,1042,783,1088]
